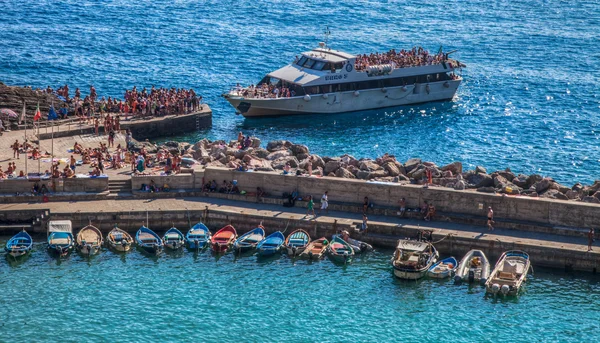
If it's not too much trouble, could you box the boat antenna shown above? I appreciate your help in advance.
[324,26,331,48]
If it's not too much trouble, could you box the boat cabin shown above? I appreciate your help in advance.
[393,240,433,270]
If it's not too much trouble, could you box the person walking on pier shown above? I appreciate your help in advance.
[588,228,595,251]
[487,206,494,231]
[305,195,315,218]
[319,191,329,215]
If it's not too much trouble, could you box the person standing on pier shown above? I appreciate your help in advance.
[12,139,20,159]
[305,195,315,218]
[487,206,494,231]
[588,228,595,251]
[319,191,329,215]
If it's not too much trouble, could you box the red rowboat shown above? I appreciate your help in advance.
[211,225,237,253]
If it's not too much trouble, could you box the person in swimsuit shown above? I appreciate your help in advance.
[588,228,595,252]
[487,207,494,231]
[398,198,406,218]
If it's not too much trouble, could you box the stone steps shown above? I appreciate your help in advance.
[108,180,132,198]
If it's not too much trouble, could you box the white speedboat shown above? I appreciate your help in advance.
[223,42,464,117]
[454,250,490,285]
[485,251,531,296]
[391,240,438,280]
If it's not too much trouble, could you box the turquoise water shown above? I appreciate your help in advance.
[1,1,600,185]
[1,235,600,342]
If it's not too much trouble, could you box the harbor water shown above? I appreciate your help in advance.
[1,1,599,185]
[1,236,599,342]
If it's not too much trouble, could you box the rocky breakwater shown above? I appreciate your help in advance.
[152,137,600,204]
[0,82,66,127]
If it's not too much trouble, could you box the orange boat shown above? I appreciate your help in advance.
[211,225,237,253]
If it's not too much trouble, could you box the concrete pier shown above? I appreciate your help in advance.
[0,196,597,273]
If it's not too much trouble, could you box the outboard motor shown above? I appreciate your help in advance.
[491,283,500,294]
[501,285,510,295]
[360,243,368,253]
[468,270,475,283]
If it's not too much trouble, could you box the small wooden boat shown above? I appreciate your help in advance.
[5,230,33,258]
[76,225,103,256]
[391,240,438,280]
[327,235,355,264]
[163,227,185,250]
[427,256,458,279]
[186,222,211,250]
[106,227,134,252]
[47,220,74,257]
[256,231,285,256]
[337,231,373,253]
[233,226,265,253]
[136,226,164,255]
[211,225,237,253]
[284,229,311,257]
[454,249,490,285]
[299,237,329,260]
[485,250,531,296]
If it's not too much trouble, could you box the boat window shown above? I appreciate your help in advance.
[297,56,308,67]
[313,60,326,71]
[323,62,331,71]
[303,58,316,69]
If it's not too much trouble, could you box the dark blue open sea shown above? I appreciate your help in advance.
[1,1,600,341]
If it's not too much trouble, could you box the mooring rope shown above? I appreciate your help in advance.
[432,233,453,244]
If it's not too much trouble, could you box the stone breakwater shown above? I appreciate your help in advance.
[150,137,600,203]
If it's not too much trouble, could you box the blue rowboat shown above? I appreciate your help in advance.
[233,227,265,253]
[256,231,285,256]
[327,235,354,264]
[284,229,311,257]
[163,227,185,250]
[5,230,33,258]
[136,226,163,255]
[47,220,74,258]
[427,256,458,279]
[186,223,211,250]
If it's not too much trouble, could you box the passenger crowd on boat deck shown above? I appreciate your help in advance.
[354,47,449,71]
[235,83,295,99]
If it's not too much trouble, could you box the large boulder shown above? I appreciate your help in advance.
[565,190,581,200]
[335,167,355,179]
[266,150,292,161]
[404,158,422,173]
[527,174,543,188]
[383,162,401,176]
[540,189,561,199]
[534,178,552,193]
[477,186,496,193]
[359,160,381,171]
[290,144,309,156]
[324,160,341,175]
[497,170,516,182]
[554,192,569,201]
[493,174,508,189]
[266,140,292,152]
[475,166,487,174]
[310,155,325,169]
[582,196,600,204]
[512,174,529,188]
[252,148,270,159]
[454,180,466,190]
[251,137,261,148]
[466,172,494,188]
[367,170,388,179]
[356,170,370,180]
[441,161,462,175]
[340,154,359,167]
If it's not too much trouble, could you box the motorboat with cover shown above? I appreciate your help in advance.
[47,220,74,257]
[391,240,438,280]
[337,230,373,253]
[485,251,531,296]
[454,249,490,285]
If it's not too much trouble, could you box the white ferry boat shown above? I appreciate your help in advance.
[223,42,465,117]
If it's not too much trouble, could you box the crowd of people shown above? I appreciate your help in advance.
[354,47,449,71]
[233,83,295,99]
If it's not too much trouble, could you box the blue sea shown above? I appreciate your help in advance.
[1,236,600,343]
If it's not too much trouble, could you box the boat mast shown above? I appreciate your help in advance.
[323,26,331,49]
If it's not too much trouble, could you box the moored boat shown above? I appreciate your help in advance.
[284,229,311,257]
[5,230,33,258]
[106,227,133,252]
[47,220,74,257]
[427,256,458,279]
[391,240,438,280]
[298,237,329,260]
[211,225,237,253]
[186,222,211,250]
[136,226,164,255]
[223,42,464,118]
[163,227,185,250]
[76,225,103,256]
[338,230,373,253]
[327,235,354,264]
[485,251,531,296]
[256,231,285,256]
[454,250,490,285]
[233,226,265,253]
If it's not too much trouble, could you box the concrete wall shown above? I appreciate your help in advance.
[0,177,108,194]
[121,111,212,139]
[204,167,600,229]
[131,173,198,191]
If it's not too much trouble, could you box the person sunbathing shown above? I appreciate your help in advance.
[74,142,83,154]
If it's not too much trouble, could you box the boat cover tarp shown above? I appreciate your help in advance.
[396,240,429,252]
[48,220,73,234]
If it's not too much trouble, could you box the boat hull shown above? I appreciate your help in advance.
[108,242,131,252]
[139,245,163,255]
[78,244,101,256]
[225,80,460,117]
[47,245,73,257]
[187,239,208,250]
[393,268,428,280]
[286,246,306,256]
[257,247,280,256]
[7,249,30,258]
[211,242,232,253]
